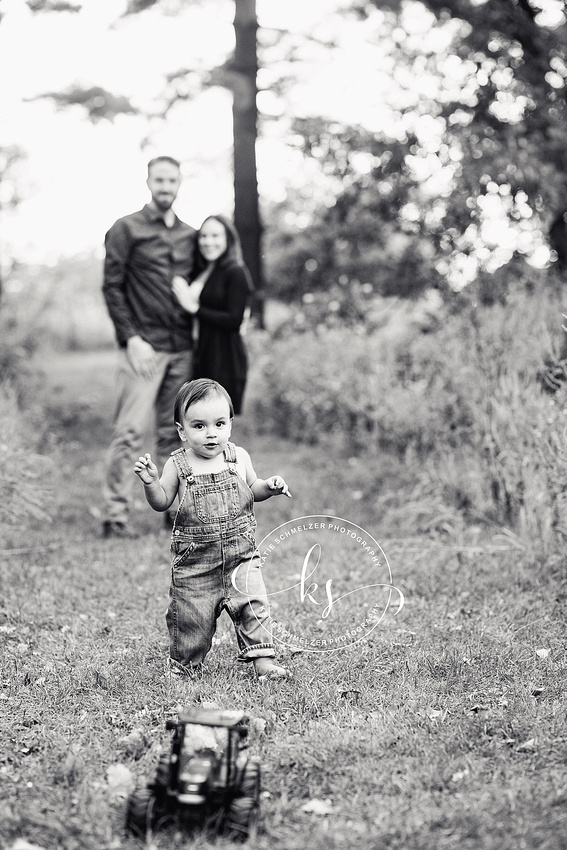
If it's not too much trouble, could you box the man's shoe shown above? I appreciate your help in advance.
[102,521,138,540]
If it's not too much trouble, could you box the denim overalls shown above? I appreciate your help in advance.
[166,442,275,671]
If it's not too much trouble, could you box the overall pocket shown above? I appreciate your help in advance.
[171,539,197,568]
[192,480,240,523]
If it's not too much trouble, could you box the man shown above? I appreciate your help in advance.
[102,156,195,538]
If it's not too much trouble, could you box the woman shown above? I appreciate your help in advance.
[172,215,254,415]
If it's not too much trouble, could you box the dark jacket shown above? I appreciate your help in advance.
[103,204,196,351]
[193,261,253,414]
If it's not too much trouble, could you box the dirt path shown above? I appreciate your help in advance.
[39,348,388,543]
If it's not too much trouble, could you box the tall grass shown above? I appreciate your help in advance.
[0,316,55,539]
[249,285,566,555]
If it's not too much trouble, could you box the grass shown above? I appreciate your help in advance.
[1,350,566,850]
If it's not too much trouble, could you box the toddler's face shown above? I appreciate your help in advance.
[176,393,232,460]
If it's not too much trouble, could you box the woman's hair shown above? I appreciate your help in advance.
[174,379,235,424]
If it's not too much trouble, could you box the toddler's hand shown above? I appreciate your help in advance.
[267,475,292,498]
[134,453,158,485]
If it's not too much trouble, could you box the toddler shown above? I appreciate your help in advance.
[134,378,291,679]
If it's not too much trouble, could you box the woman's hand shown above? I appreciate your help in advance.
[172,275,200,314]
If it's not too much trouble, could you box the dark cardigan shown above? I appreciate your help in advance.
[193,260,252,414]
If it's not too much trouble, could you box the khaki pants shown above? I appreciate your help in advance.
[103,349,192,524]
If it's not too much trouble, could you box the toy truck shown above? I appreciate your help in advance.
[125,707,260,841]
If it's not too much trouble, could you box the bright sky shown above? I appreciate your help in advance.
[0,0,387,266]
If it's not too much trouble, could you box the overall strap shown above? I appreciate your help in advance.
[223,441,240,475]
[223,441,238,465]
[171,447,194,481]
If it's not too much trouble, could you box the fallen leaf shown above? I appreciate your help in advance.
[518,738,537,752]
[340,689,361,701]
[428,709,443,720]
[535,648,550,659]
[301,799,334,815]
[95,669,110,689]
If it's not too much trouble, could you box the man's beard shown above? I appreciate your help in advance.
[154,196,174,211]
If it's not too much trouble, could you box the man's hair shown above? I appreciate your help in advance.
[147,156,181,176]
[174,379,234,424]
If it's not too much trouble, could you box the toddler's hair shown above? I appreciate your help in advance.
[174,379,234,423]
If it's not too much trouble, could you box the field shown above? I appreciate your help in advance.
[1,350,566,850]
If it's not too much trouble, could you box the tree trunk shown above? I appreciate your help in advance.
[232,0,264,323]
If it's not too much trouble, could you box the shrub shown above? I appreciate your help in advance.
[250,317,466,457]
[5,253,114,352]
[249,283,566,548]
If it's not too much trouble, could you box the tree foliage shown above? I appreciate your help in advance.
[264,120,442,300]
[34,86,137,122]
[264,0,567,302]
[26,0,81,11]
[421,1,567,207]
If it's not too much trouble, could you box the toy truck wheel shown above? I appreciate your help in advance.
[154,752,171,791]
[239,759,260,802]
[125,787,156,838]
[226,796,259,841]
